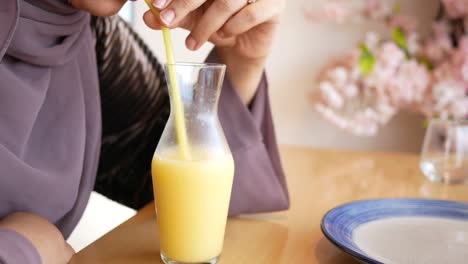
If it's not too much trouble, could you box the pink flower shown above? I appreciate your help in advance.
[423,22,454,63]
[314,103,381,137]
[310,0,468,136]
[303,2,350,23]
[430,79,467,119]
[433,21,452,38]
[387,60,431,106]
[364,0,391,20]
[319,82,345,109]
[388,15,418,32]
[315,104,348,130]
[378,43,406,69]
[364,32,381,52]
[311,44,402,136]
[451,37,468,82]
[407,33,421,55]
[442,0,468,18]
[424,41,447,63]
[364,42,405,91]
[324,3,349,23]
[304,0,394,24]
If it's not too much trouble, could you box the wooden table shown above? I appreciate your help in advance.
[70,146,468,264]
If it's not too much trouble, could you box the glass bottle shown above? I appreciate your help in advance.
[151,63,235,264]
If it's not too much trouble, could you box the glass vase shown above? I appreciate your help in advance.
[151,63,235,264]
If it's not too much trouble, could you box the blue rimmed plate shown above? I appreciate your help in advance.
[321,199,468,264]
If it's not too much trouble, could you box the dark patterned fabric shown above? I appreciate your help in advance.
[91,16,170,209]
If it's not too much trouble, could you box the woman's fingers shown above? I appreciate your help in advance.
[156,0,207,27]
[186,0,246,50]
[143,0,284,52]
[220,0,282,37]
[152,0,171,9]
[143,10,163,30]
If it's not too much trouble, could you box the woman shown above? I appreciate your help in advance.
[0,0,288,263]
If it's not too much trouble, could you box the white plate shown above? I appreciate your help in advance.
[321,199,468,264]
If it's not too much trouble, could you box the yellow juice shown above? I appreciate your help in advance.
[152,148,235,263]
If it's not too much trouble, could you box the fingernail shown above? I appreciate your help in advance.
[186,36,197,50]
[160,9,175,25]
[153,0,167,8]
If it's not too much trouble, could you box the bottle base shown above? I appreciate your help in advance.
[161,253,219,264]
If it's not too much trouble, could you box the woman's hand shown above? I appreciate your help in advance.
[69,0,127,16]
[143,0,284,60]
[144,0,285,103]
[0,213,74,264]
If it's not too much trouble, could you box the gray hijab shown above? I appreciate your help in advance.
[0,0,101,237]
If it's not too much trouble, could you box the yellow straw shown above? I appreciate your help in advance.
[144,0,191,160]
